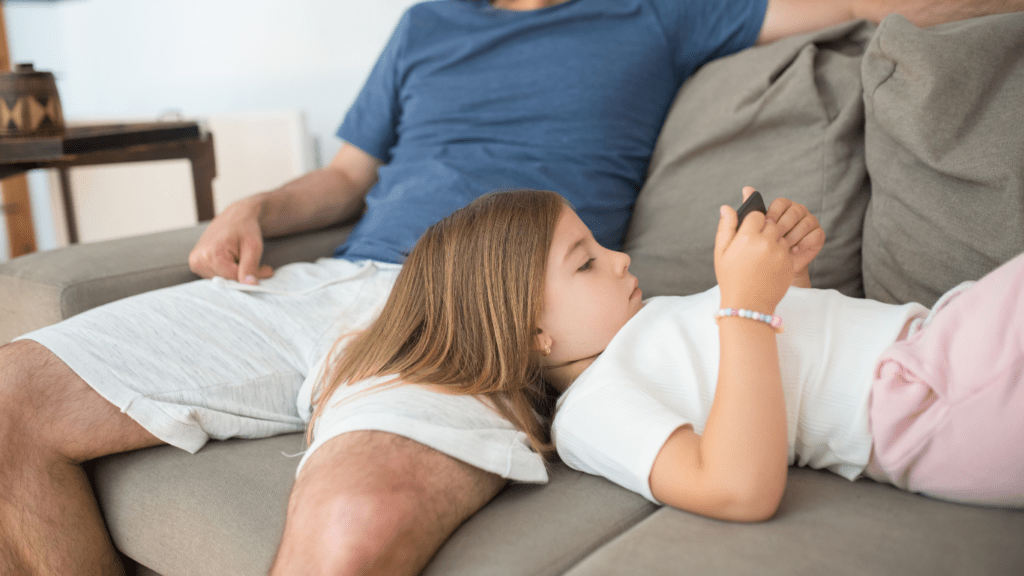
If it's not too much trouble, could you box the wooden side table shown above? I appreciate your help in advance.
[0,121,216,245]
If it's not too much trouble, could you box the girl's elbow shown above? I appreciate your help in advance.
[657,463,787,522]
[718,477,786,523]
[707,493,779,523]
[662,482,784,523]
[730,492,782,523]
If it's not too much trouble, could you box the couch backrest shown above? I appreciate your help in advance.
[627,13,1024,309]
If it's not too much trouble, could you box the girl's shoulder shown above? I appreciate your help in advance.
[556,290,720,407]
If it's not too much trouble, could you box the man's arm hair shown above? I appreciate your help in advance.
[256,142,383,239]
[757,0,1024,45]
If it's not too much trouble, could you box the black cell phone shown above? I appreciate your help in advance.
[735,190,767,230]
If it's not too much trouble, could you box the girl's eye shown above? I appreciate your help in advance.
[578,258,595,272]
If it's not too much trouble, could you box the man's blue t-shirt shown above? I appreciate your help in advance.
[335,0,767,263]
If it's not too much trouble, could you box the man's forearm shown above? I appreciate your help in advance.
[253,166,370,239]
[760,0,1022,45]
[852,0,1024,26]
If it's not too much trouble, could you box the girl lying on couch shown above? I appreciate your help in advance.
[310,188,1024,522]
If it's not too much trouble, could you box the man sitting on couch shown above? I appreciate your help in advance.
[1,1,1020,575]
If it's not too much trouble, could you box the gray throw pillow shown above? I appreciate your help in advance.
[861,13,1024,307]
[626,20,876,298]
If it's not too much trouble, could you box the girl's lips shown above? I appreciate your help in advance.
[630,278,641,299]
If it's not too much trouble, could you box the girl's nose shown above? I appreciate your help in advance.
[614,250,631,275]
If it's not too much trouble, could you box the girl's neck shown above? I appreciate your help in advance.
[545,354,598,394]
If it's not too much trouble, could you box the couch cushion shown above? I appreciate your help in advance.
[562,468,1024,576]
[92,435,656,576]
[92,435,299,576]
[626,20,875,299]
[861,13,1024,307]
[0,226,204,345]
[421,462,655,576]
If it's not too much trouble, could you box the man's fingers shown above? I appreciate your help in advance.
[206,247,240,280]
[237,239,264,285]
[741,186,756,201]
[190,246,239,280]
[187,249,209,278]
[257,264,275,279]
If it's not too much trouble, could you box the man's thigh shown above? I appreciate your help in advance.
[274,430,505,575]
[0,340,161,463]
[16,259,399,454]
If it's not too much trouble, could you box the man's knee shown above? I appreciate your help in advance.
[275,475,426,576]
[294,490,421,574]
[273,431,506,575]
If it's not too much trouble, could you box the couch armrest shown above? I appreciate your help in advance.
[0,221,356,345]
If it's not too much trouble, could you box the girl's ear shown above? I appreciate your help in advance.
[535,328,553,357]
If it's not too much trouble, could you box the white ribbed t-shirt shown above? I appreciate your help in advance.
[551,286,927,503]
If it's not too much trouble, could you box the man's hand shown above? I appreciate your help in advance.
[741,186,825,288]
[186,143,382,285]
[188,196,274,284]
[758,0,1024,45]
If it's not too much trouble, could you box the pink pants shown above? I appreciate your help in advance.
[867,252,1024,507]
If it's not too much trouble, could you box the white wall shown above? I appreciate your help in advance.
[2,0,419,258]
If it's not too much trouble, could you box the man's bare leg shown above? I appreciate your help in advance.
[0,341,163,576]
[271,430,507,576]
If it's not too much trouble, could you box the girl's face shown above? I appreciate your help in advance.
[537,206,644,366]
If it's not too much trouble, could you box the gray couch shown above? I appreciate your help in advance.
[2,14,1023,576]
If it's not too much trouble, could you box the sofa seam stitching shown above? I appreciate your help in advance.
[59,263,196,318]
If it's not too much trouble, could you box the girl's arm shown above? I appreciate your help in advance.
[648,205,794,522]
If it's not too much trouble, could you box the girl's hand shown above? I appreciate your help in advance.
[750,187,824,285]
[714,199,794,314]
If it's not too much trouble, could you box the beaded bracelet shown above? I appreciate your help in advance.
[714,308,784,333]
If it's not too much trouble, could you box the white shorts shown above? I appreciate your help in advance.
[18,258,547,483]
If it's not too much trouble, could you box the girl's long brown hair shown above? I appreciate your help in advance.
[308,189,565,458]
